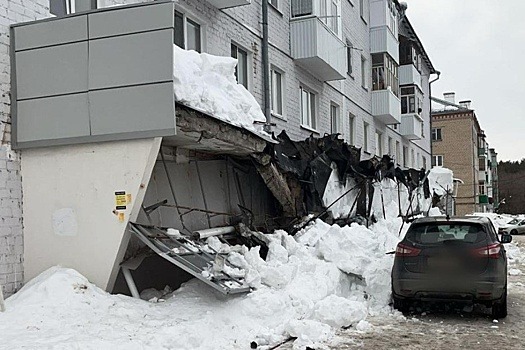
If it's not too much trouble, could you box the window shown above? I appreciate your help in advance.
[363,122,369,152]
[372,53,399,96]
[479,182,485,195]
[395,141,401,164]
[420,120,425,138]
[346,40,353,76]
[174,11,202,53]
[411,149,415,167]
[269,0,279,9]
[231,43,249,88]
[432,155,444,167]
[388,137,393,155]
[387,0,397,36]
[291,0,313,17]
[422,157,427,170]
[400,86,422,114]
[270,69,284,116]
[359,0,364,19]
[348,113,355,145]
[330,103,340,134]
[50,0,96,16]
[431,127,442,141]
[375,131,383,156]
[479,159,486,171]
[320,0,340,35]
[361,55,367,88]
[403,146,408,167]
[416,152,420,168]
[399,37,421,70]
[301,86,316,129]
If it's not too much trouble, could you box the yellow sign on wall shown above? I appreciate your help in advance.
[115,191,127,210]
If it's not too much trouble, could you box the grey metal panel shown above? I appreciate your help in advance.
[89,29,173,90]
[88,1,174,39]
[16,93,90,143]
[89,82,175,136]
[16,42,88,100]
[14,16,88,51]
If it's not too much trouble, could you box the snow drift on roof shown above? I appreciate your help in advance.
[173,45,266,134]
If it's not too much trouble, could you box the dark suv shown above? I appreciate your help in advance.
[392,216,512,318]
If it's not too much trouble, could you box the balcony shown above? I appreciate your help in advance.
[399,64,421,89]
[372,89,401,124]
[479,195,489,204]
[478,147,487,157]
[370,26,399,63]
[399,113,422,140]
[206,0,250,9]
[290,16,346,81]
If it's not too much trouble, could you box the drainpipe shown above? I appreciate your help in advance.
[429,71,440,164]
[262,0,272,133]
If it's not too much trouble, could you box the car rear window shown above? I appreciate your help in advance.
[406,223,487,245]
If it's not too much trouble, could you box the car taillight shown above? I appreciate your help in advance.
[395,243,421,257]
[472,243,501,259]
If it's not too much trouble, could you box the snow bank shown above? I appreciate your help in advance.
[1,215,405,349]
[173,46,266,134]
[428,167,453,196]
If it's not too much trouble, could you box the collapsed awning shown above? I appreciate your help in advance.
[128,223,250,295]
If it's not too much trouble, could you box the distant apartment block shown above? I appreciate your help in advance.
[431,93,498,215]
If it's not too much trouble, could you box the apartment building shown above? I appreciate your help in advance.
[0,0,436,296]
[431,93,498,215]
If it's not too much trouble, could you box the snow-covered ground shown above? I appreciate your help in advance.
[0,167,461,349]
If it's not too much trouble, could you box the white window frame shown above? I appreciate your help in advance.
[433,155,444,167]
[375,131,383,156]
[270,67,285,118]
[348,113,355,145]
[432,127,442,141]
[388,136,393,156]
[363,121,369,152]
[361,55,367,89]
[175,9,204,53]
[50,0,98,16]
[330,103,340,134]
[395,141,401,165]
[231,42,251,89]
[300,86,317,130]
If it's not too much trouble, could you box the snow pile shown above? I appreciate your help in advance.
[173,45,266,134]
[467,212,514,230]
[427,167,453,196]
[1,217,405,349]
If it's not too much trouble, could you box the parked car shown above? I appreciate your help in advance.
[392,216,512,318]
[499,218,525,235]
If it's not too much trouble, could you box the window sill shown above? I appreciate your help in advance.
[361,16,367,25]
[347,0,354,7]
[271,112,287,122]
[361,86,368,92]
[269,3,283,16]
[300,124,320,134]
[363,150,371,155]
[347,73,355,80]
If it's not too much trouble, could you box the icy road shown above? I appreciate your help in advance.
[279,234,525,350]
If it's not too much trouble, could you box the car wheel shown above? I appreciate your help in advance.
[393,296,409,313]
[492,287,507,319]
[511,229,518,235]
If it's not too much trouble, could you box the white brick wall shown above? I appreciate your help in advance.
[0,0,432,296]
[0,0,51,297]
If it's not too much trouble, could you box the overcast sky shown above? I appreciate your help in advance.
[406,0,525,161]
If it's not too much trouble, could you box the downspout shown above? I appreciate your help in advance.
[429,71,440,161]
[262,0,272,133]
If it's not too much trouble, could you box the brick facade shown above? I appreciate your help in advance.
[432,111,481,216]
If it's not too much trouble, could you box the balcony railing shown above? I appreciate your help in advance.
[290,16,346,81]
[371,88,401,124]
[206,0,250,9]
[399,113,422,140]
[399,64,421,89]
[370,26,399,64]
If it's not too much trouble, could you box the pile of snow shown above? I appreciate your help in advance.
[467,212,514,230]
[173,46,266,134]
[1,216,405,349]
[427,167,453,196]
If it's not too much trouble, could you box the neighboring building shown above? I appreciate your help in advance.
[0,0,436,296]
[431,93,498,215]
